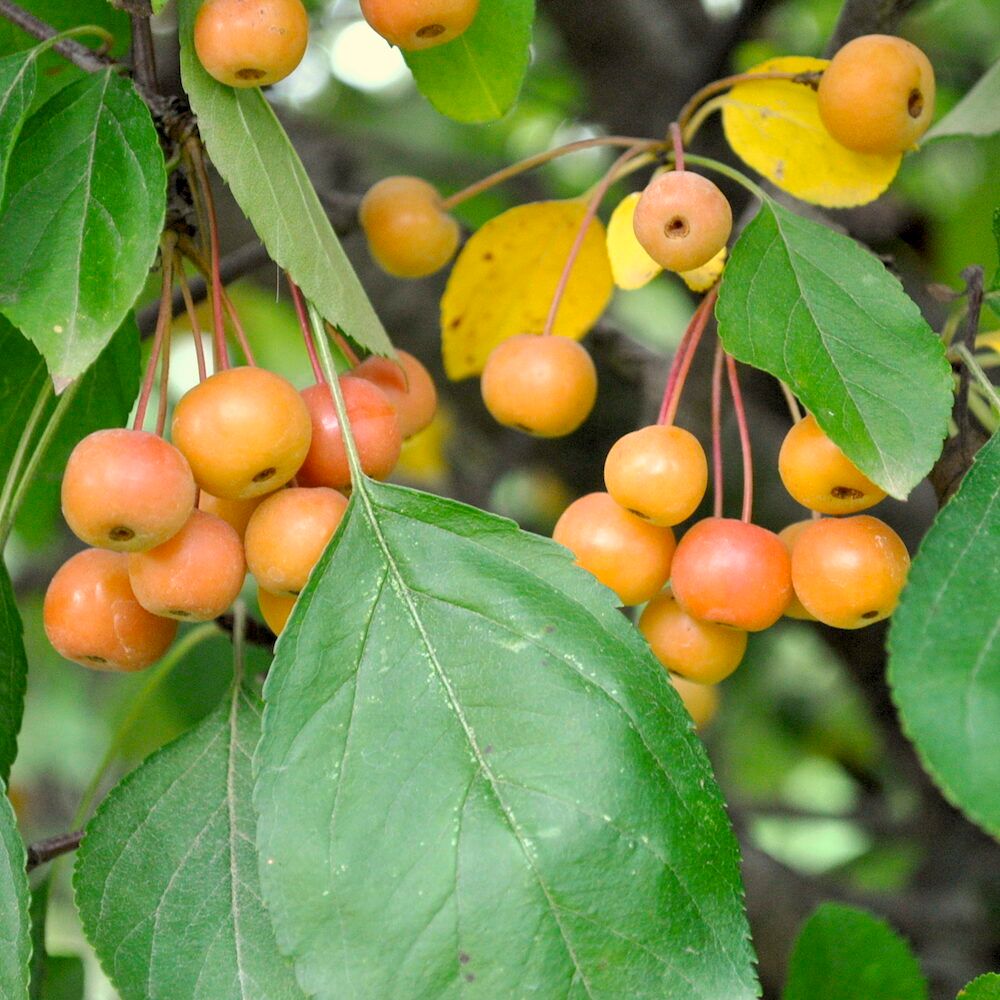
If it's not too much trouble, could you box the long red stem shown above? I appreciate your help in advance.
[326,323,361,368]
[287,277,324,383]
[727,354,753,523]
[711,339,725,519]
[669,122,685,172]
[542,142,656,338]
[657,286,719,425]
[175,257,208,383]
[133,245,175,432]
[188,143,228,370]
[155,317,172,437]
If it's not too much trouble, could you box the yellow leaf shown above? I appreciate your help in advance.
[441,200,613,380]
[721,56,901,208]
[681,247,727,292]
[395,406,454,485]
[606,193,662,290]
[978,330,1000,354]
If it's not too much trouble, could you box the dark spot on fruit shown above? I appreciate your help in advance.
[253,467,277,483]
[84,655,107,665]
[459,953,471,965]
[109,526,135,542]
[664,215,690,240]
[236,67,267,81]
[513,422,535,433]
[627,508,650,520]
[861,610,880,620]
[831,486,864,500]
[417,23,446,38]
[169,609,194,619]
[908,88,923,118]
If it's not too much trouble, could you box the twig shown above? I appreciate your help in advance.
[128,6,157,95]
[955,266,986,458]
[26,830,83,872]
[0,0,115,73]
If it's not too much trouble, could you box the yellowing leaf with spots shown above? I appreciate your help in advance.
[681,247,727,292]
[607,193,662,290]
[441,200,613,379]
[721,56,901,208]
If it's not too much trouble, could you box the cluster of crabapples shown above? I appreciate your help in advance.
[193,0,480,90]
[43,354,437,673]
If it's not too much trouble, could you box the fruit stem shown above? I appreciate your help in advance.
[658,286,719,425]
[674,152,769,202]
[287,276,325,383]
[779,379,803,424]
[231,599,246,686]
[711,339,725,520]
[440,135,663,211]
[681,96,728,145]
[325,322,361,368]
[727,354,754,523]
[955,343,1000,414]
[669,122,685,172]
[175,254,208,382]
[543,142,657,337]
[676,69,823,135]
[133,236,176,432]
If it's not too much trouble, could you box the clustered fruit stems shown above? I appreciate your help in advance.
[657,287,720,426]
[133,233,177,434]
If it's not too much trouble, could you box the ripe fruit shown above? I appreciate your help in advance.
[61,429,196,552]
[633,171,732,273]
[258,587,296,636]
[639,590,747,684]
[43,549,177,671]
[245,487,348,596]
[297,377,402,489]
[818,34,935,154]
[604,425,708,526]
[791,515,910,629]
[552,492,675,606]
[128,510,246,621]
[777,521,818,621]
[171,366,312,501]
[671,518,792,632]
[779,415,887,515]
[481,335,598,438]
[359,177,459,278]
[198,492,264,542]
[360,0,479,51]
[670,674,719,730]
[354,350,438,439]
[194,0,309,88]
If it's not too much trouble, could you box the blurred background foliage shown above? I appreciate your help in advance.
[3,0,998,996]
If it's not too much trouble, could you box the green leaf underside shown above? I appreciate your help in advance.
[74,686,304,1000]
[0,789,30,1000]
[888,432,1000,837]
[0,70,164,386]
[404,0,534,124]
[960,974,1000,998]
[0,564,26,787]
[717,201,952,498]
[176,0,390,356]
[925,58,1000,142]
[0,316,140,547]
[0,49,36,204]
[783,903,926,1000]
[255,479,756,1000]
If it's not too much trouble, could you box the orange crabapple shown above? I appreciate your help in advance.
[670,673,720,730]
[604,424,708,526]
[354,350,438,439]
[777,521,818,621]
[670,517,793,632]
[171,366,312,501]
[359,0,479,51]
[258,587,296,636]
[128,510,246,622]
[43,549,178,672]
[790,515,910,629]
[552,492,675,607]
[197,492,265,542]
[61,429,196,552]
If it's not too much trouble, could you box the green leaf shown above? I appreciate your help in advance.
[0,70,165,386]
[926,59,1000,142]
[888,431,1000,836]
[0,787,30,1000]
[74,684,305,1000]
[716,200,952,498]
[960,974,1000,999]
[783,903,927,1000]
[176,0,390,355]
[29,880,83,1000]
[0,316,140,548]
[0,50,36,203]
[0,563,26,787]
[255,479,757,999]
[403,0,534,123]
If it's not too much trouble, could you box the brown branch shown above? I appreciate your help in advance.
[0,0,116,73]
[26,830,83,872]
[129,6,158,96]
[826,0,921,54]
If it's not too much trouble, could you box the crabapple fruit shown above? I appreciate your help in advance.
[360,0,479,51]
[354,350,438,439]
[198,492,264,542]
[258,587,296,636]
[670,673,719,730]
[777,521,818,621]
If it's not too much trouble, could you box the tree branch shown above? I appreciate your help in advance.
[0,0,116,73]
[129,5,158,96]
[826,0,920,54]
[25,830,83,872]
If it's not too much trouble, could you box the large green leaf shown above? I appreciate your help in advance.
[29,881,84,1000]
[888,431,1000,836]
[783,903,926,1000]
[404,0,534,123]
[255,478,757,999]
[74,683,305,1000]
[716,200,952,498]
[960,974,1000,999]
[176,0,390,355]
[0,788,30,1000]
[0,50,36,203]
[0,70,164,386]
[926,59,1000,142]
[0,564,26,787]
[0,316,140,547]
